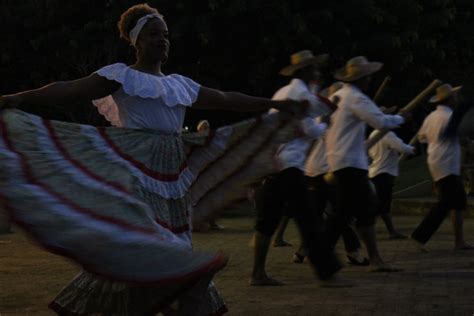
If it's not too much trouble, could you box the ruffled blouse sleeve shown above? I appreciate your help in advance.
[92,63,201,126]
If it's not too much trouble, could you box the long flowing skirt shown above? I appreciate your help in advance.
[0,109,298,315]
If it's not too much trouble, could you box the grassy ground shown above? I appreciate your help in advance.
[1,215,474,315]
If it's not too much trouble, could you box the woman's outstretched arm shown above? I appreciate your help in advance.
[0,74,120,109]
[193,87,307,115]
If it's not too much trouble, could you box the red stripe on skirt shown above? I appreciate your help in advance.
[97,127,188,182]
[46,119,191,233]
[43,119,130,194]
[193,116,287,206]
[192,115,263,182]
[0,116,228,285]
[0,117,156,236]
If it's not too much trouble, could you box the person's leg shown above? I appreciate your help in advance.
[293,176,324,262]
[411,176,453,245]
[345,169,399,271]
[372,174,406,239]
[355,225,387,270]
[449,175,471,250]
[285,168,344,282]
[321,177,369,265]
[452,210,472,249]
[342,225,369,266]
[342,225,361,253]
[251,175,285,285]
[273,216,292,247]
[251,232,281,284]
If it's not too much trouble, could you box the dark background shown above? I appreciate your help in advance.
[1,0,473,136]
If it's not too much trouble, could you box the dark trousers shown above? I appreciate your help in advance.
[325,167,376,249]
[412,175,467,244]
[306,175,361,253]
[255,167,341,279]
[371,173,395,215]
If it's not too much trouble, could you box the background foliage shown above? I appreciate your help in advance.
[1,0,473,132]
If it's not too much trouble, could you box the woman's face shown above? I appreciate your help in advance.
[136,18,170,62]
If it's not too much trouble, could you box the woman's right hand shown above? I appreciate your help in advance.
[0,94,22,110]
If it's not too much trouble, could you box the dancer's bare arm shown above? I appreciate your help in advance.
[0,74,120,109]
[194,87,308,115]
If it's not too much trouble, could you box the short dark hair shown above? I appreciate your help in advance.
[118,3,162,43]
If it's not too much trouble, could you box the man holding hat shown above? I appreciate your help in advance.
[325,56,405,272]
[411,83,472,250]
[251,50,346,287]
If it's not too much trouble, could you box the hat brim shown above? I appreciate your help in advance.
[429,86,463,103]
[279,54,329,76]
[334,62,383,82]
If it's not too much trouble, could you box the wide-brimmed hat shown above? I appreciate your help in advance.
[334,56,383,82]
[197,120,210,131]
[319,81,344,98]
[429,83,462,103]
[279,50,329,76]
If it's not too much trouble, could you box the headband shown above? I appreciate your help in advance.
[129,13,164,46]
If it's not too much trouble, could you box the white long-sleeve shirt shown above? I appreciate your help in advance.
[326,84,404,172]
[418,105,461,181]
[305,137,329,177]
[271,79,331,172]
[368,131,414,178]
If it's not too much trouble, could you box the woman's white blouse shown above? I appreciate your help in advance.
[92,63,200,133]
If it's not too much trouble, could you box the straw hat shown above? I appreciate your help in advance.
[429,83,462,103]
[197,120,210,132]
[319,81,344,98]
[279,50,329,76]
[334,56,383,82]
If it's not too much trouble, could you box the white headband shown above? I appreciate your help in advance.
[129,13,164,46]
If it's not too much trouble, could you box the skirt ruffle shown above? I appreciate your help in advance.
[0,109,299,314]
[49,271,227,316]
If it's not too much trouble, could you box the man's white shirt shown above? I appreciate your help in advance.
[305,137,329,177]
[418,105,461,181]
[368,131,414,178]
[271,78,330,172]
[326,83,404,172]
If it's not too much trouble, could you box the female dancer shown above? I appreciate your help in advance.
[0,4,305,315]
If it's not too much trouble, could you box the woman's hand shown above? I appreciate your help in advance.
[273,99,309,116]
[0,94,23,110]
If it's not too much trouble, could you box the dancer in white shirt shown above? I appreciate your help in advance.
[299,82,368,266]
[368,130,415,238]
[251,51,349,287]
[411,83,472,250]
[325,56,405,272]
